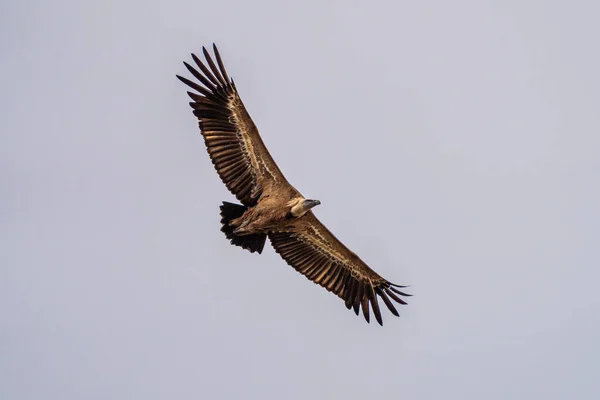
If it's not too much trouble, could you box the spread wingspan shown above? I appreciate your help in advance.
[178,45,410,326]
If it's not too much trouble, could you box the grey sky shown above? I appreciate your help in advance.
[2,1,599,399]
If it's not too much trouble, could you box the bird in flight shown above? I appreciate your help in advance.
[177,44,410,325]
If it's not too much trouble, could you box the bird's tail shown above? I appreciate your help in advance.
[219,202,267,254]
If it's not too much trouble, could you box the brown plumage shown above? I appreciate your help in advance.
[177,44,410,325]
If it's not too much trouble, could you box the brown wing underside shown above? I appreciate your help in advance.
[177,44,287,206]
[269,212,410,326]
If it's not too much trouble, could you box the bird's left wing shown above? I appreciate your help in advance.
[269,213,410,325]
[177,44,290,206]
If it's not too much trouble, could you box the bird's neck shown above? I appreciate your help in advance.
[289,198,309,217]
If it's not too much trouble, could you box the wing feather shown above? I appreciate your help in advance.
[212,44,230,83]
[269,213,409,326]
[202,46,227,85]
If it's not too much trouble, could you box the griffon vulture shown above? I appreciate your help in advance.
[177,44,410,325]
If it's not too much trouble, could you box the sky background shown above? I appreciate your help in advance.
[2,1,599,399]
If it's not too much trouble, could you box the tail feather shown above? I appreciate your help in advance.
[219,202,266,254]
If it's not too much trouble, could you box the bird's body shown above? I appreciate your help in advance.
[177,44,410,325]
[229,196,308,235]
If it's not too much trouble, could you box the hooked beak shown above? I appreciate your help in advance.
[304,199,321,209]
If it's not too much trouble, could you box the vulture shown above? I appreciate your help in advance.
[177,44,410,325]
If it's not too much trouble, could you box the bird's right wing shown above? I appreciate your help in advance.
[269,212,410,325]
[177,45,290,206]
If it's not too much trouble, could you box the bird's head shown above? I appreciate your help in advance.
[290,198,321,217]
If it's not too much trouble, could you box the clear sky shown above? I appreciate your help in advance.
[2,1,599,399]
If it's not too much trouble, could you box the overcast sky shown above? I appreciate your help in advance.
[2,1,599,399]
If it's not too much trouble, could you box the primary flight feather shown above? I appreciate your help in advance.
[177,44,410,325]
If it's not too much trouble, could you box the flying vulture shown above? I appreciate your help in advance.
[177,44,410,325]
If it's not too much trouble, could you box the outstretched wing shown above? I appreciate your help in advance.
[269,213,410,325]
[177,44,288,206]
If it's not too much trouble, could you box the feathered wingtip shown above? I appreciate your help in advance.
[176,43,234,93]
[176,43,242,128]
[342,279,411,326]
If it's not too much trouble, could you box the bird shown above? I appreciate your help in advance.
[176,44,410,325]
